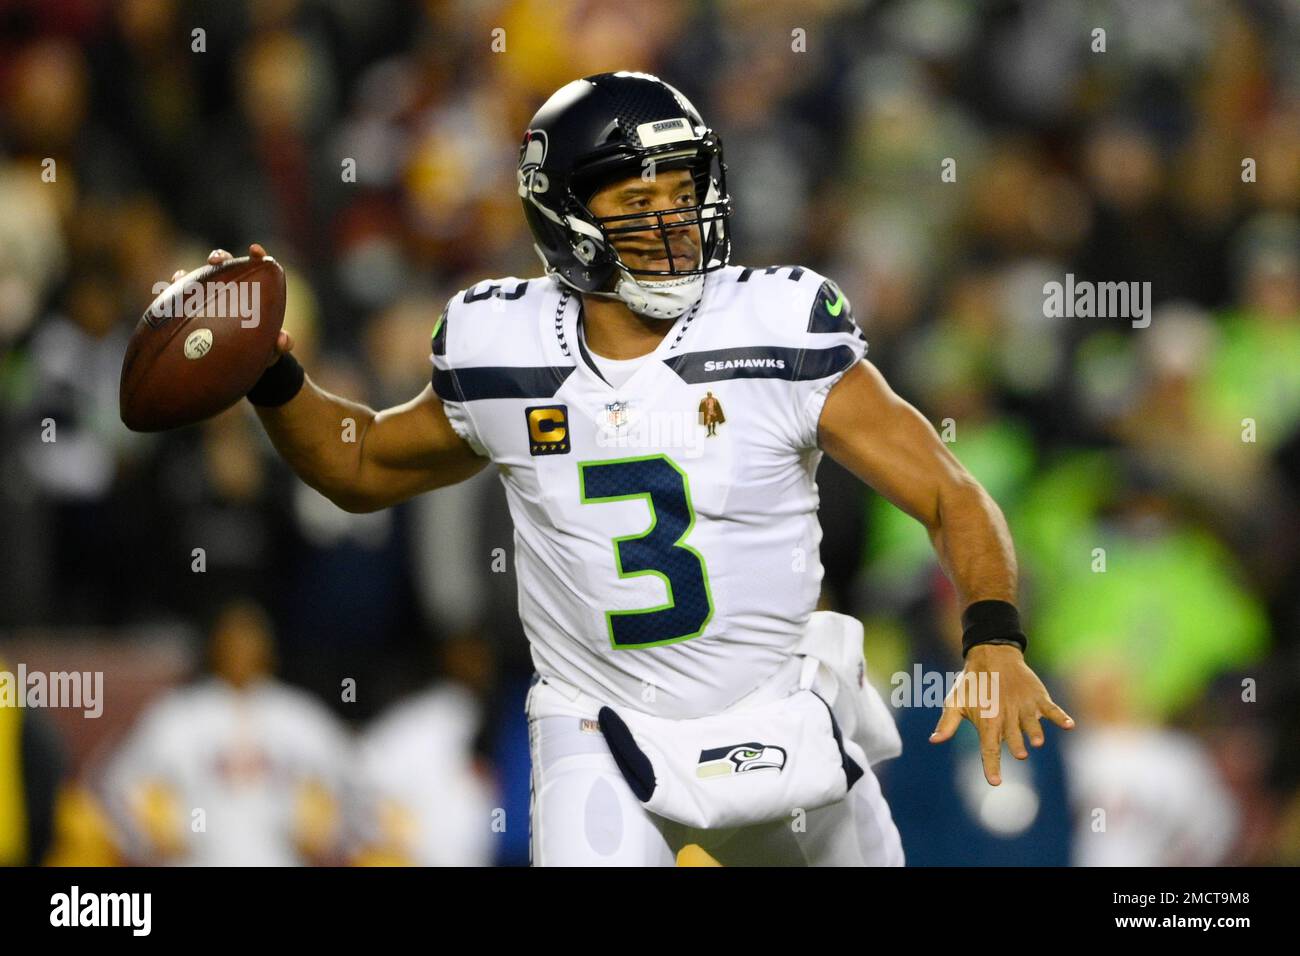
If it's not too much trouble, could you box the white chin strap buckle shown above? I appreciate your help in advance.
[616,271,704,320]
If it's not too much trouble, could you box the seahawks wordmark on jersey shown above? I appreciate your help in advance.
[432,266,867,718]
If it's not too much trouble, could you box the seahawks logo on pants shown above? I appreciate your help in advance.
[696,743,787,778]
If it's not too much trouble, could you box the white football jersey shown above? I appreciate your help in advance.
[433,265,867,718]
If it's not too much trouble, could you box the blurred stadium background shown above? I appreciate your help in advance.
[0,0,1297,866]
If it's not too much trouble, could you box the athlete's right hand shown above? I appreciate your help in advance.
[169,242,294,369]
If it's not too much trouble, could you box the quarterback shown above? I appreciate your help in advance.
[188,72,1073,866]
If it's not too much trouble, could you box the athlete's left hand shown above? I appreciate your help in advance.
[928,644,1075,786]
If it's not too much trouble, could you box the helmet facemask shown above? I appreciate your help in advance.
[556,138,731,319]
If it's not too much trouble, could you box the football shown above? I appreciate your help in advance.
[119,254,286,431]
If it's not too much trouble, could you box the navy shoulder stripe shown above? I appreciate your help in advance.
[433,364,573,402]
[663,345,856,383]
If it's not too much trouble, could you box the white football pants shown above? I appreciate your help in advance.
[525,668,905,867]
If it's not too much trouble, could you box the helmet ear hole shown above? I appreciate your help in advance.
[573,237,599,265]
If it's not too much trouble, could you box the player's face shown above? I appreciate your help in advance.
[587,168,700,274]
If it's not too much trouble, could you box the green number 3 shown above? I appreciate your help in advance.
[578,454,715,649]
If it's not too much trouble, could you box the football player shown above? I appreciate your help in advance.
[189,71,1073,865]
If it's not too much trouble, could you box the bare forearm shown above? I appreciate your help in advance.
[254,378,486,512]
[927,476,1018,607]
[253,375,373,509]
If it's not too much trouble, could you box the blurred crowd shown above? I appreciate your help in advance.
[0,0,1297,866]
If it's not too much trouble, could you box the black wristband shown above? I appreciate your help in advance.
[246,352,305,407]
[961,599,1027,658]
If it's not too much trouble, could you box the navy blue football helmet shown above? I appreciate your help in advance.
[517,72,732,315]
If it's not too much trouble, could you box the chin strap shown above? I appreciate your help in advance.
[548,244,712,320]
[612,270,705,320]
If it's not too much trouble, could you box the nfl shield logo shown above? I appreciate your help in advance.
[604,400,630,429]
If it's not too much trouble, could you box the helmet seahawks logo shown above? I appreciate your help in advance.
[517,129,549,197]
[696,742,787,779]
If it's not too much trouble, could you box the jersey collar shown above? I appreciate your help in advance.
[555,275,712,394]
